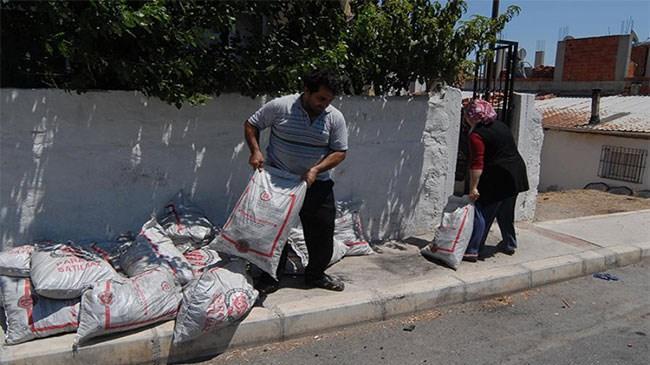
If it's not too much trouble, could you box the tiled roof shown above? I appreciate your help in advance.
[536,96,650,134]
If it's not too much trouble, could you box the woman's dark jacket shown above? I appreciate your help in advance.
[472,121,529,204]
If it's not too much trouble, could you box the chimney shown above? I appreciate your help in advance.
[534,51,545,67]
[589,89,601,124]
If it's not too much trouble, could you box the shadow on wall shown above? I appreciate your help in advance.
[333,96,428,241]
[1,90,439,248]
[0,90,263,248]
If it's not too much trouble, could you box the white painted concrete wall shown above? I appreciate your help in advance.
[539,130,650,192]
[0,88,462,247]
[511,93,544,221]
[332,89,461,240]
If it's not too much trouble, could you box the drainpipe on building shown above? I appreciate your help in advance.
[589,89,601,124]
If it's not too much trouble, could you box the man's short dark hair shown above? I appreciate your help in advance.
[304,69,339,95]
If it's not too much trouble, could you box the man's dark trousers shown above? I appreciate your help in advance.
[272,180,335,281]
[300,179,335,281]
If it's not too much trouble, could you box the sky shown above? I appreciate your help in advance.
[463,0,650,66]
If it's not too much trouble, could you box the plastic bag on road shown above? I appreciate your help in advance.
[75,268,181,345]
[31,242,121,299]
[173,258,257,344]
[0,244,36,277]
[1,276,79,345]
[159,190,219,252]
[420,196,475,270]
[211,167,307,279]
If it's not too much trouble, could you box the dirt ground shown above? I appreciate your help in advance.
[534,189,650,222]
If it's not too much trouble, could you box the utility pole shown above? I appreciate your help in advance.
[483,0,500,100]
[491,1,500,27]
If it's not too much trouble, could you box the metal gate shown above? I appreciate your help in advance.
[454,40,519,190]
[472,40,519,126]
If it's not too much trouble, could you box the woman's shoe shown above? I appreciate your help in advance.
[463,254,478,263]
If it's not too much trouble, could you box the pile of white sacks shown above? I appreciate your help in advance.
[0,185,373,346]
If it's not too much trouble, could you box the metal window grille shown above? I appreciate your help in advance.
[598,145,647,184]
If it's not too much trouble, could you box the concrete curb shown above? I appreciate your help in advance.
[634,241,650,258]
[533,209,650,225]
[2,247,647,365]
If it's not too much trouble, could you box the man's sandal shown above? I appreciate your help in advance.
[306,274,345,291]
[255,276,280,295]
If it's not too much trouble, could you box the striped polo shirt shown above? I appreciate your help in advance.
[248,94,348,181]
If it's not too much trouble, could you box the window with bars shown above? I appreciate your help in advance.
[598,145,647,184]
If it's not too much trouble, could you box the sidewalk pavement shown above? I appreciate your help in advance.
[2,209,649,365]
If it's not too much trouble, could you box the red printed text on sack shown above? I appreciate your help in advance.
[236,209,278,228]
[132,279,150,316]
[55,257,101,272]
[227,291,251,319]
[10,246,34,255]
[184,251,207,266]
[203,293,227,332]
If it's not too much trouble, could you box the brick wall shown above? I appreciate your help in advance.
[562,36,620,81]
[631,44,649,77]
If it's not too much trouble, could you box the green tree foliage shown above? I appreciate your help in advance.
[2,0,240,107]
[231,1,350,96]
[1,0,519,107]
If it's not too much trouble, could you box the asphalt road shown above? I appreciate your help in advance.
[192,259,650,365]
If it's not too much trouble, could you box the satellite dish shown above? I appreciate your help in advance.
[563,35,574,41]
[518,48,527,61]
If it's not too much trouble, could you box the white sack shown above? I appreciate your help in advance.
[159,190,219,251]
[173,258,257,343]
[284,227,308,275]
[287,227,309,267]
[1,276,79,345]
[330,238,349,266]
[138,218,194,285]
[211,167,307,279]
[118,238,161,277]
[334,202,374,256]
[87,233,135,272]
[0,244,35,277]
[75,268,181,345]
[119,219,193,285]
[285,226,348,274]
[31,243,121,299]
[183,247,222,276]
[284,248,305,275]
[420,196,474,270]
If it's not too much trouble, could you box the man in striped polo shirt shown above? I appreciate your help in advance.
[244,69,348,293]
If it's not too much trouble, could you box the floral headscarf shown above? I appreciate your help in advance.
[464,99,497,124]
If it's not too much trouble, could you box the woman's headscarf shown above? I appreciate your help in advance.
[465,99,497,124]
